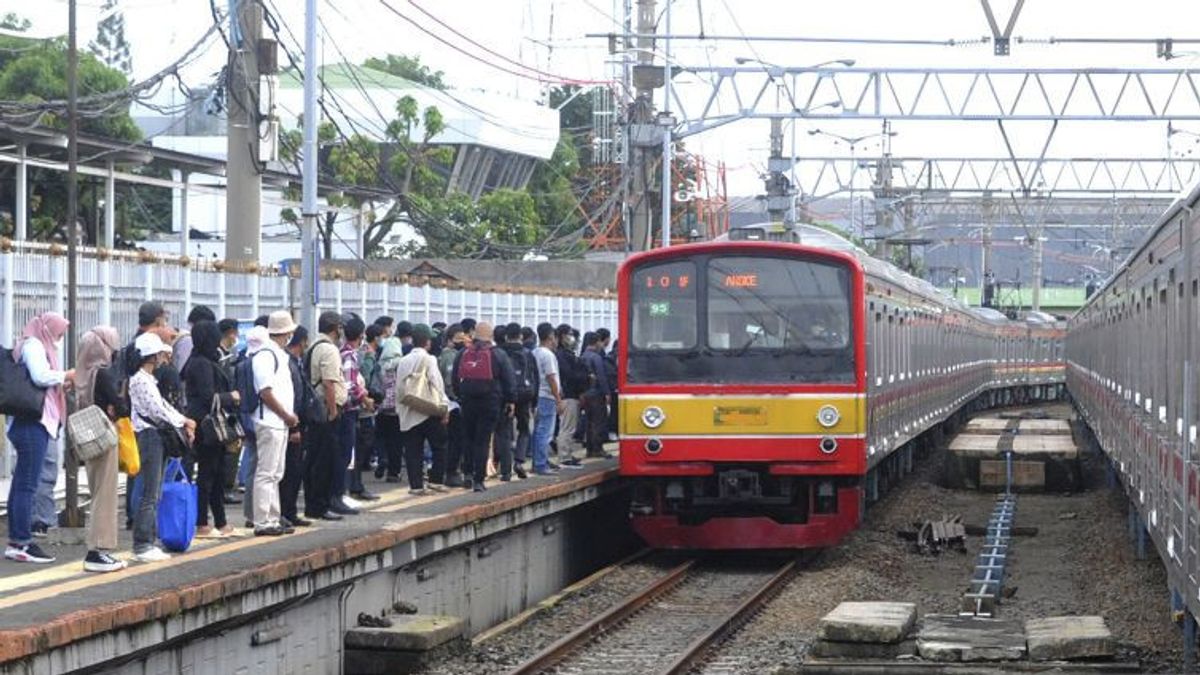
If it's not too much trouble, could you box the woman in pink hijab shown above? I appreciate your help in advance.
[5,312,73,565]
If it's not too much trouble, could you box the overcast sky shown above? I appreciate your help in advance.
[14,0,1200,198]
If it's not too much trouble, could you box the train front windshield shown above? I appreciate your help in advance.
[627,254,855,384]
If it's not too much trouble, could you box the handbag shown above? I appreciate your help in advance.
[157,457,197,552]
[67,405,117,463]
[200,392,244,453]
[157,423,191,459]
[116,417,140,476]
[0,346,46,419]
[399,356,448,418]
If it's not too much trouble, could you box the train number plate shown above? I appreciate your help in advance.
[713,406,768,426]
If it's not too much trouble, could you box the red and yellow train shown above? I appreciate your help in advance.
[616,223,1065,549]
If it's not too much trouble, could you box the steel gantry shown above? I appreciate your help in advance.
[673,66,1200,138]
[793,156,1200,198]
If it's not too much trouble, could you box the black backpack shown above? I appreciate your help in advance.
[300,344,330,426]
[506,345,539,403]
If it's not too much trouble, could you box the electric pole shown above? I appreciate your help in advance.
[64,0,82,528]
[764,118,792,223]
[626,0,657,251]
[225,0,264,265]
[300,0,319,330]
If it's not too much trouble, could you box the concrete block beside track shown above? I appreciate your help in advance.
[917,614,1027,662]
[818,602,916,644]
[1026,616,1115,661]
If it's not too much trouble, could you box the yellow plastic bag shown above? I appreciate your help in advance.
[117,417,140,476]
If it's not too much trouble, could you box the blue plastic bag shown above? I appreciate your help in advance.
[157,457,197,552]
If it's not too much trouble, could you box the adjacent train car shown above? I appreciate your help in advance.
[1067,182,1200,622]
[618,223,1064,550]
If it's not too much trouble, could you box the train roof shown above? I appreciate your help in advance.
[723,222,1001,322]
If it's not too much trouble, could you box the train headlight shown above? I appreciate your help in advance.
[817,404,841,428]
[820,437,839,454]
[641,406,666,429]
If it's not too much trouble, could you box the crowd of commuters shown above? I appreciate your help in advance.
[4,303,619,571]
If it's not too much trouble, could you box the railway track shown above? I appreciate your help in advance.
[506,556,800,675]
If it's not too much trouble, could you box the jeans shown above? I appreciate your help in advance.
[532,397,557,472]
[6,418,50,545]
[33,435,61,528]
[335,412,357,499]
[239,435,258,523]
[132,429,166,553]
[280,436,304,522]
[303,418,338,518]
[403,416,447,489]
[194,440,228,529]
[461,396,501,485]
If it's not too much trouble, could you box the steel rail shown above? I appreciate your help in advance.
[505,559,697,675]
[658,558,801,675]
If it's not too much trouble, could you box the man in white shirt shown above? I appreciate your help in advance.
[531,323,564,476]
[251,313,299,536]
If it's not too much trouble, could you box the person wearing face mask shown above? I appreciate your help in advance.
[437,324,470,487]
[129,332,196,563]
[5,312,74,564]
[554,324,586,468]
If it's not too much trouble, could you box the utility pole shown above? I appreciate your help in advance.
[765,118,791,223]
[64,0,82,528]
[981,193,994,305]
[300,0,319,329]
[225,0,263,265]
[659,0,671,248]
[626,0,657,251]
[1031,228,1044,311]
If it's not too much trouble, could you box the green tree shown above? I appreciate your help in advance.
[362,54,447,90]
[88,0,132,76]
[0,16,147,244]
[279,94,452,258]
[1,13,31,32]
[527,136,579,233]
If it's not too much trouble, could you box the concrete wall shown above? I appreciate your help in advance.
[2,487,633,675]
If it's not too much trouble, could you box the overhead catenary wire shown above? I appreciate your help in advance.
[375,0,610,87]
[261,8,591,260]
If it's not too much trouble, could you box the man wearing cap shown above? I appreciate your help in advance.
[250,314,299,536]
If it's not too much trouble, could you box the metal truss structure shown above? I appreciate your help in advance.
[794,156,1200,197]
[673,67,1200,137]
[902,196,1175,228]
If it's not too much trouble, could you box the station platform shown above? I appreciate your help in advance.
[0,456,624,673]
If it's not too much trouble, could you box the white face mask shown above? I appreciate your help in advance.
[54,338,64,351]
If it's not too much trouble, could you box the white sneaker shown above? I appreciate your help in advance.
[134,547,171,563]
[342,496,363,509]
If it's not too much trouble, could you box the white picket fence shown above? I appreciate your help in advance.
[0,244,617,480]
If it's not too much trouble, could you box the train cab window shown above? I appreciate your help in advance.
[629,260,699,351]
[626,254,855,384]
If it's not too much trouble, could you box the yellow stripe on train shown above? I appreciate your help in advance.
[619,394,866,437]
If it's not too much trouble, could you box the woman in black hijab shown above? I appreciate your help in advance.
[182,320,241,537]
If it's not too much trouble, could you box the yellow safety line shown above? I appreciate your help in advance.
[0,532,301,610]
